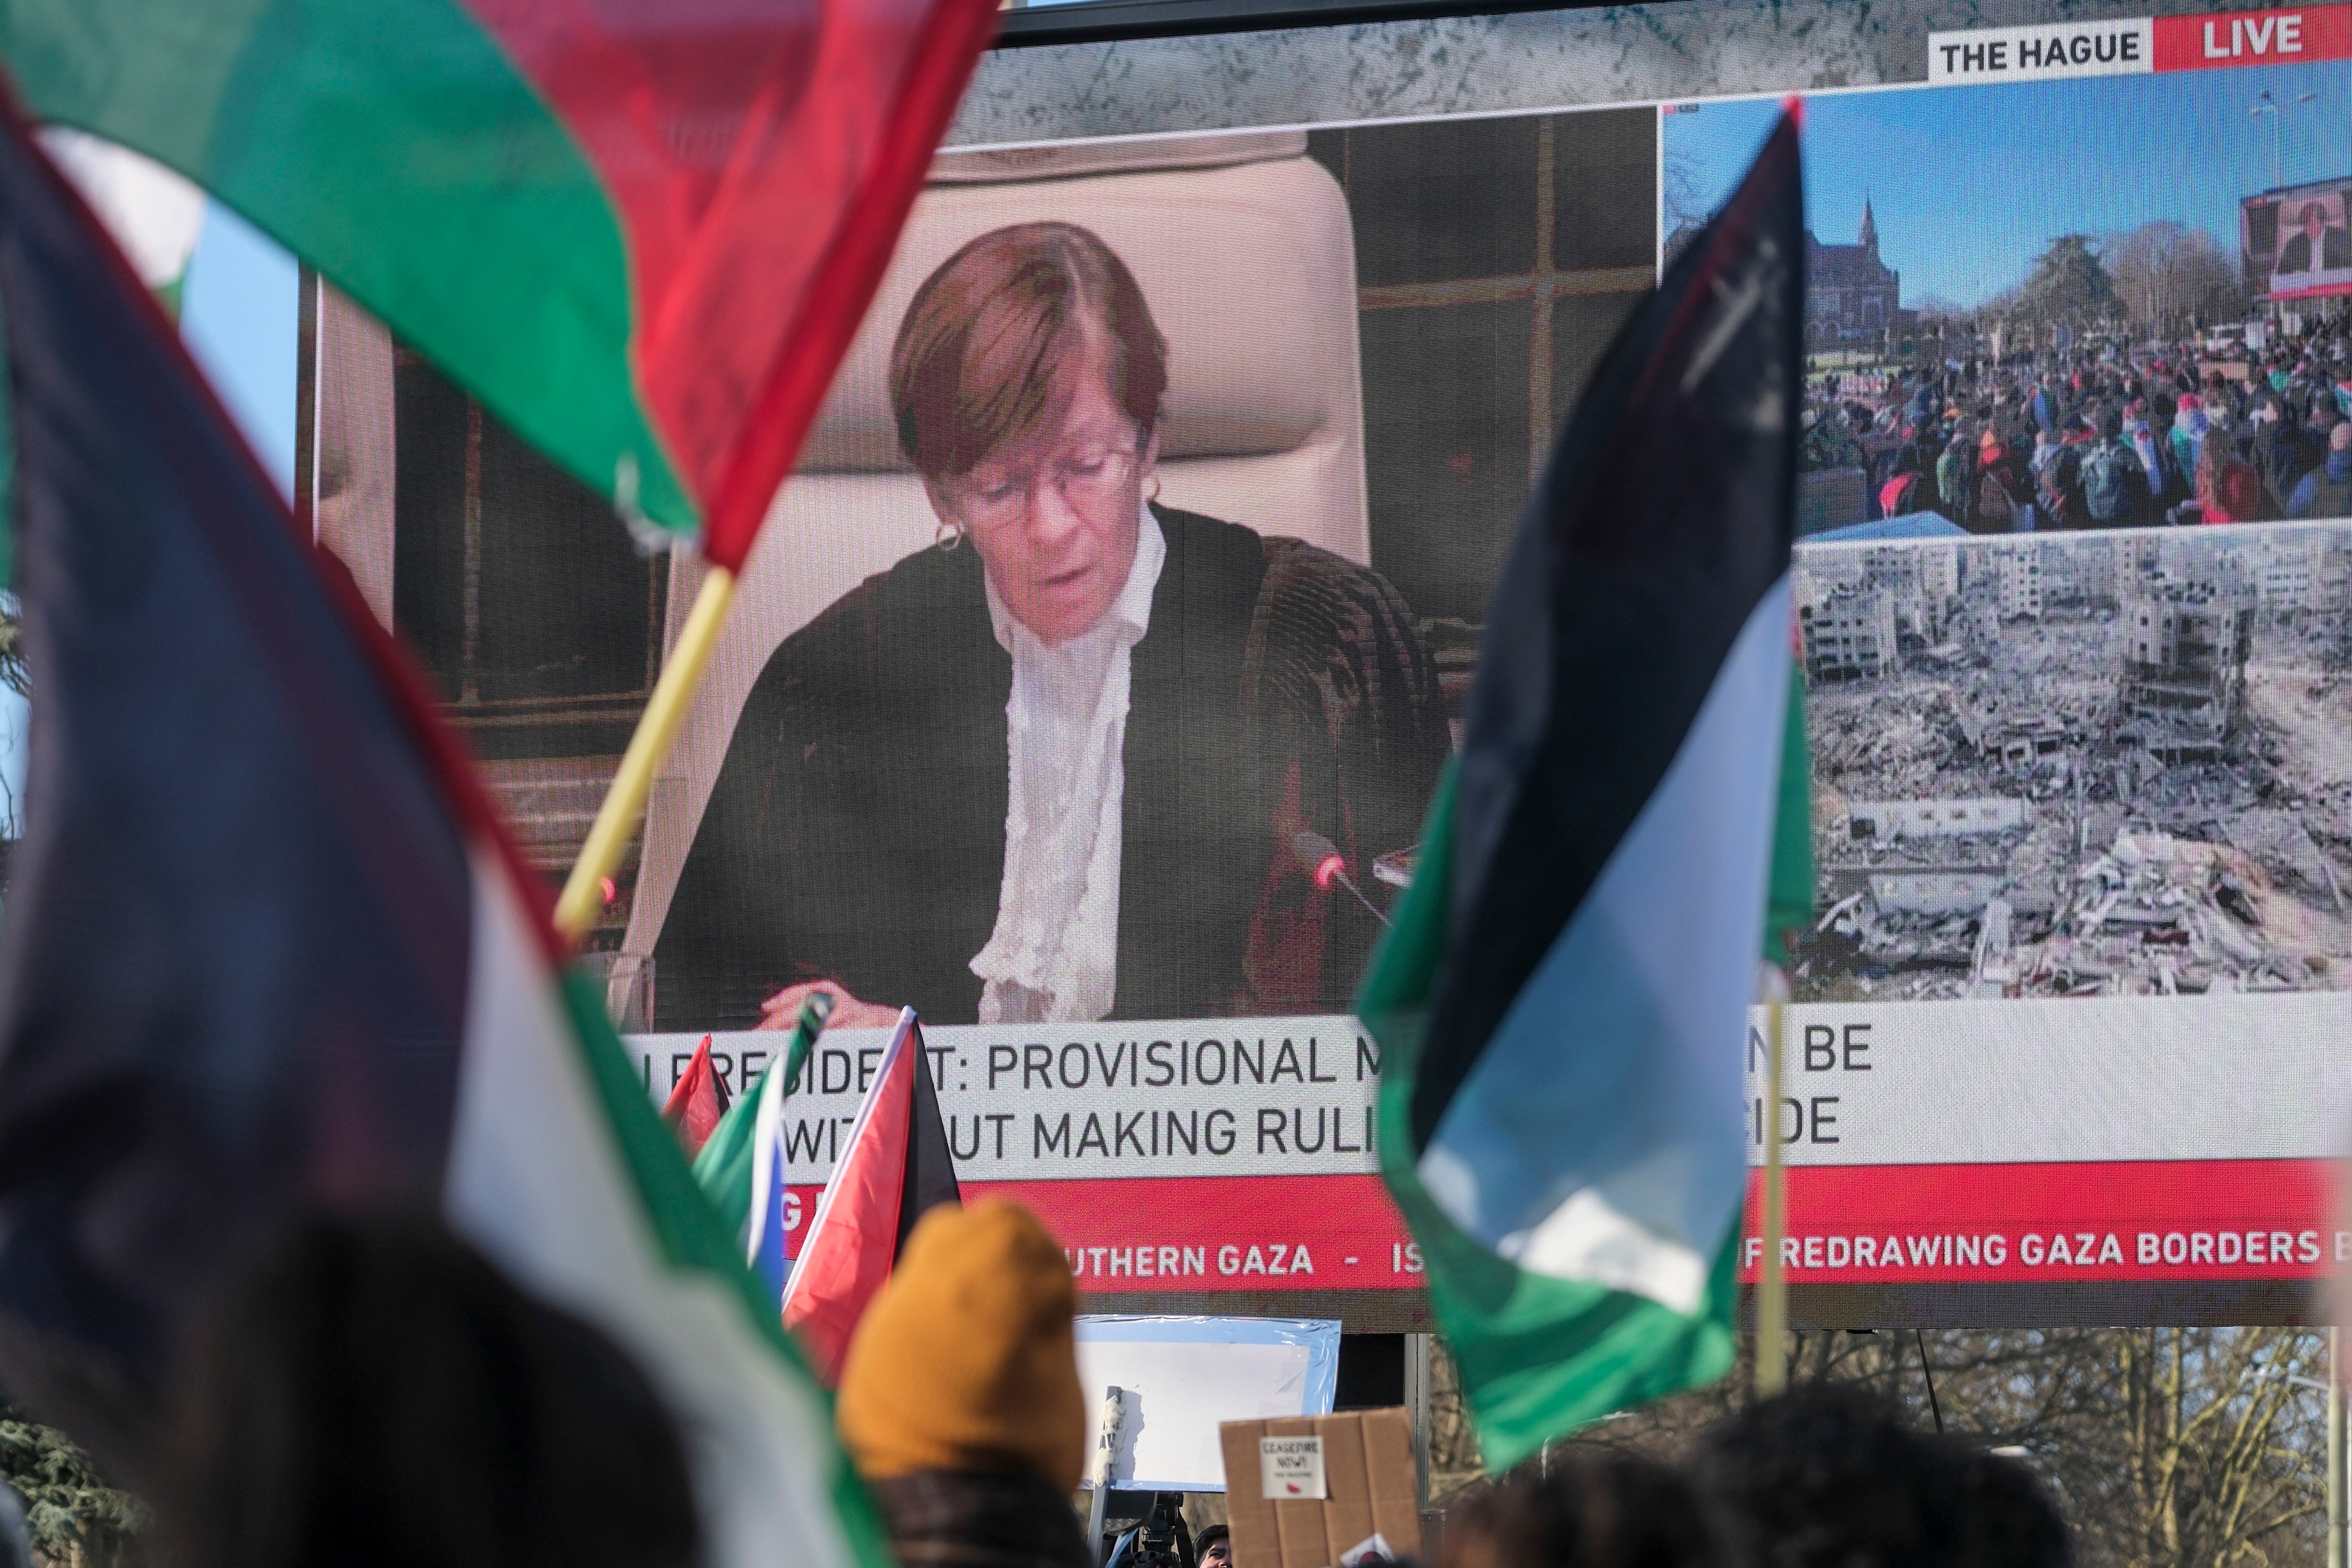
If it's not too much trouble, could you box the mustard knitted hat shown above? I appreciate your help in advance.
[836,1199,1086,1491]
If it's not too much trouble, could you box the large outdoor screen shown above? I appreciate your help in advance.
[325,0,2352,1328]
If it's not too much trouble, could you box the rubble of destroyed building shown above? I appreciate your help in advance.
[1795,524,2352,1002]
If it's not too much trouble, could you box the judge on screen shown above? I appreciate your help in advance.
[655,222,1450,1031]
[2275,199,2352,279]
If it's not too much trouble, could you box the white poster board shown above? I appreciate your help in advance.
[1075,1316,1341,1491]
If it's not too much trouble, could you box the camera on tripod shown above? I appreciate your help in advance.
[1101,1491,1199,1568]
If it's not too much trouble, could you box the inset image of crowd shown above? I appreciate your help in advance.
[1794,524,2352,1002]
[1799,325,2352,534]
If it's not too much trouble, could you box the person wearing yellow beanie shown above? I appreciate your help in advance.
[837,1199,1092,1568]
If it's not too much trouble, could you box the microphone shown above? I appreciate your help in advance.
[1293,831,1392,928]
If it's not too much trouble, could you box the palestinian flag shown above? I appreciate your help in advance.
[779,1008,960,1384]
[0,109,884,1568]
[661,1036,734,1161]
[1357,105,1806,1469]
[0,0,1000,567]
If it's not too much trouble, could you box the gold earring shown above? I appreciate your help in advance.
[936,518,965,551]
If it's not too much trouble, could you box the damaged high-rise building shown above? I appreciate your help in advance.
[2118,575,2255,761]
[1993,540,2042,620]
[1800,586,1898,683]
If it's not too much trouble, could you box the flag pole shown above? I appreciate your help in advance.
[556,565,739,943]
[1756,972,1790,1397]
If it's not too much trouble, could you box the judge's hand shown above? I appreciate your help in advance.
[759,979,901,1032]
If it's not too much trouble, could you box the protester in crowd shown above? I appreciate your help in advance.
[1973,425,2026,532]
[153,1211,699,1568]
[1440,1448,1718,1568]
[2029,425,2061,478]
[2256,392,2321,513]
[1691,1384,2068,1568]
[2124,402,2178,516]
[2197,418,2266,523]
[2073,410,2147,529]
[1935,429,1976,524]
[1880,445,1929,517]
[2036,414,2100,528]
[836,1199,1091,1568]
[2289,420,2352,519]
[1196,1523,1232,1568]
[2168,392,2208,484]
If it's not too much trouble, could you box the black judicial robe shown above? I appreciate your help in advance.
[654,506,1451,1030]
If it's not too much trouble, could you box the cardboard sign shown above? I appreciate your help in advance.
[1221,1410,1421,1568]
[1260,1435,1327,1499]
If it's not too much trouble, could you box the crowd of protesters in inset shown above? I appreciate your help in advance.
[1801,323,2352,531]
[127,1199,2074,1568]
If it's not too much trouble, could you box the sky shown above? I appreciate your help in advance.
[1665,58,2352,311]
[0,196,298,835]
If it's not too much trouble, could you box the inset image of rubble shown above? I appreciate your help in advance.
[1795,523,2352,1003]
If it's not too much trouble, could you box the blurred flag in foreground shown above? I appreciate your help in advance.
[0,113,884,1568]
[0,0,1000,569]
[1357,105,1806,1469]
[779,1009,961,1384]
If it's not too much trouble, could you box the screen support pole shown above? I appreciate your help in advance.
[556,564,740,943]
[2330,1327,2343,1568]
[1756,977,1789,1397]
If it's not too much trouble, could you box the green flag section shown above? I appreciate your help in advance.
[1355,107,1806,1472]
[0,0,1000,569]
[1766,670,1815,961]
[694,1003,827,1254]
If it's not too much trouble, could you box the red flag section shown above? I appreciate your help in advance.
[784,1010,960,1383]
[2152,4,2352,68]
[661,1034,734,1160]
[466,0,1001,566]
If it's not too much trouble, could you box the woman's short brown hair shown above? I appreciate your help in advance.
[891,222,1168,478]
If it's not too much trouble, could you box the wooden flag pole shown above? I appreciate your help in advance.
[1756,978,1790,1397]
[556,565,740,944]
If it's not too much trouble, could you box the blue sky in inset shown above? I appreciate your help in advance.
[1664,61,2352,310]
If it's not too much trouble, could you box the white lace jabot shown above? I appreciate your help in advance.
[968,506,1166,1024]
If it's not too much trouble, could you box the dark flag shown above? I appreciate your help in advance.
[0,102,905,1568]
[1358,103,1807,1467]
[775,1009,961,1385]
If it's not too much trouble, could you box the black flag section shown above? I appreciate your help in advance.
[1410,105,1806,1151]
[895,1020,963,1258]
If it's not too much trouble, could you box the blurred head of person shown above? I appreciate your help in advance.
[1441,1448,1718,1568]
[1197,1523,1232,1568]
[155,1210,699,1568]
[893,222,1169,648]
[0,1484,27,1568]
[1691,1384,2067,1568]
[837,1199,1090,1568]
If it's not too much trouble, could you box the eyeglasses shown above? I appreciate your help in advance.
[940,443,1144,534]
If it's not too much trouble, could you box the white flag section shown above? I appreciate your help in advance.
[1418,578,1791,1314]
[446,849,874,1568]
[747,1026,796,1296]
[37,129,203,289]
